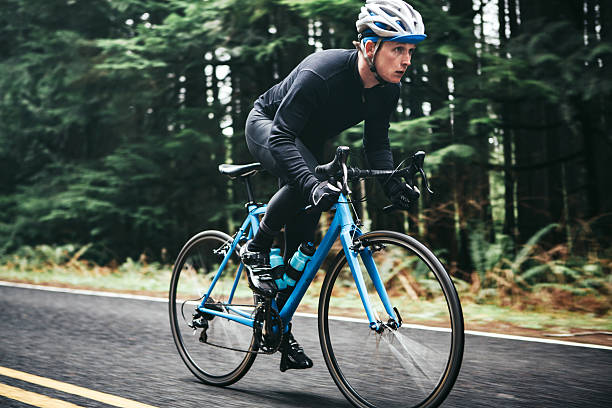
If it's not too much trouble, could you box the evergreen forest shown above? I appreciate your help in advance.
[1,0,611,308]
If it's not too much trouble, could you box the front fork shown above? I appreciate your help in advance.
[340,229,402,332]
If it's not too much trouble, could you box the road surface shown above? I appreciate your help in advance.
[0,283,610,407]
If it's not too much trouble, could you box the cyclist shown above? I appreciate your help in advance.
[240,0,425,371]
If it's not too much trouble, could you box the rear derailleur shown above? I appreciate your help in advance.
[191,297,224,343]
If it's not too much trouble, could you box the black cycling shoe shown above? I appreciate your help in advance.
[240,241,277,297]
[279,327,313,372]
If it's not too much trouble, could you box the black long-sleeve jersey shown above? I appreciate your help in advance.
[254,48,400,195]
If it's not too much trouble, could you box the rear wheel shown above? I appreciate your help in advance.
[169,230,257,386]
[319,231,464,408]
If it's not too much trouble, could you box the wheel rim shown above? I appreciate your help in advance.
[320,232,464,408]
[169,232,256,384]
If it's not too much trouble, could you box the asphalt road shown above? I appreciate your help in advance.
[0,283,610,407]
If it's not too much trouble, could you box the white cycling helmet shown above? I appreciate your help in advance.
[354,0,426,84]
[356,0,426,44]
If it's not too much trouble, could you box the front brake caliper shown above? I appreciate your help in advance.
[387,307,403,330]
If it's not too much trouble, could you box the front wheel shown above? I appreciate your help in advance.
[319,231,464,408]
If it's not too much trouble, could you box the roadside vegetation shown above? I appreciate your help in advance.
[1,241,609,336]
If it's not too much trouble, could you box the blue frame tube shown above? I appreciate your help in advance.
[339,228,379,327]
[200,215,251,308]
[227,263,244,304]
[360,246,398,322]
[278,210,342,322]
[225,305,253,319]
[199,205,266,317]
[333,203,382,329]
[196,306,254,327]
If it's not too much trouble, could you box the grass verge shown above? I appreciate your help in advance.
[1,244,610,346]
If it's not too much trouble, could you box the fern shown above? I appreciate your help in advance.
[551,264,582,283]
[577,278,608,293]
[469,227,488,278]
[511,223,559,274]
[468,223,512,279]
[519,264,551,285]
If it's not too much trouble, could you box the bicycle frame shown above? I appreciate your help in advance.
[196,194,400,332]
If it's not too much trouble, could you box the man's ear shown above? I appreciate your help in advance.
[364,40,376,59]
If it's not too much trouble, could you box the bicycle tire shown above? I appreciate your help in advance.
[169,230,257,386]
[319,230,464,408]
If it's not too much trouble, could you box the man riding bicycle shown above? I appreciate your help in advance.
[240,0,426,371]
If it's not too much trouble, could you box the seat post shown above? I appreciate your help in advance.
[243,176,256,204]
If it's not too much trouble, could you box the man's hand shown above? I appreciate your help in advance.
[386,179,419,210]
[310,180,342,211]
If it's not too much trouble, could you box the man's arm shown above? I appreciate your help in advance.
[363,85,420,208]
[268,70,329,201]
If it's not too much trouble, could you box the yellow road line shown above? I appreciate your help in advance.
[0,383,84,408]
[0,366,158,408]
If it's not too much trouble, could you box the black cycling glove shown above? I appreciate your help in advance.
[310,181,342,211]
[385,178,419,210]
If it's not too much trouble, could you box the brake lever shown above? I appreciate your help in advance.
[419,167,434,194]
[408,151,433,195]
[340,161,352,195]
[333,146,351,195]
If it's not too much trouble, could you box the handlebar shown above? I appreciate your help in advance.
[314,146,433,212]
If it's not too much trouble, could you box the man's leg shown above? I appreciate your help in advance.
[283,209,321,265]
[243,108,318,370]
[243,108,320,277]
[241,109,299,295]
[248,183,304,253]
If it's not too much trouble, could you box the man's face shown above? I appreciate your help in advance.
[370,41,416,83]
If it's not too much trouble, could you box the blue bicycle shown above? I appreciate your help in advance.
[169,146,464,408]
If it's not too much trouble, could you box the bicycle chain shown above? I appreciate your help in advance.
[194,301,283,355]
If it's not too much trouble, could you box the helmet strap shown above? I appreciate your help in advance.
[355,37,390,86]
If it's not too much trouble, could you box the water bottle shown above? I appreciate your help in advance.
[269,248,287,291]
[276,242,316,309]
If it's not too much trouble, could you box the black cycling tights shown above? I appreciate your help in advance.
[245,108,323,261]
[263,184,322,261]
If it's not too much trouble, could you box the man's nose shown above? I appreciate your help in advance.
[402,55,411,67]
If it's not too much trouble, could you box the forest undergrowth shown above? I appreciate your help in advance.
[1,234,610,336]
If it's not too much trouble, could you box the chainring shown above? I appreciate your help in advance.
[252,302,283,354]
